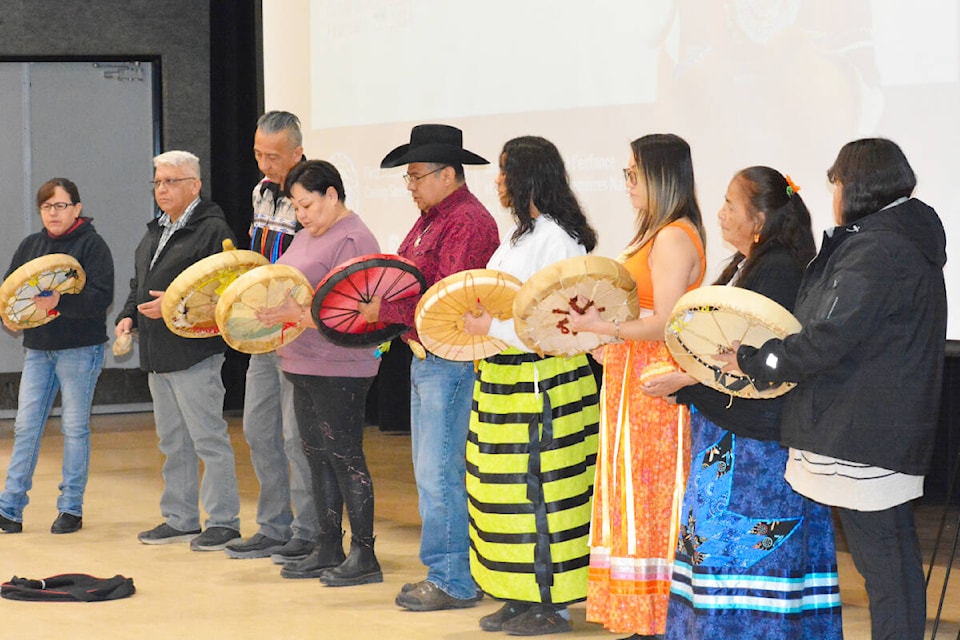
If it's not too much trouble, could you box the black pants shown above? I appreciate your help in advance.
[285,373,375,540]
[837,501,925,640]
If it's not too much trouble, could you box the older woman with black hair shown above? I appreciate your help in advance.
[462,136,600,635]
[646,167,842,639]
[726,139,947,640]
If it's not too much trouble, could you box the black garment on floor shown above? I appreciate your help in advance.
[1,574,135,601]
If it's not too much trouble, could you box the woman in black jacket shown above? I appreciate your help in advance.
[646,167,842,639]
[728,140,948,640]
[0,178,114,535]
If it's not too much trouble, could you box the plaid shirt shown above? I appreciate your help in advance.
[150,197,200,269]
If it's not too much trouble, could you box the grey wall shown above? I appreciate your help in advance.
[0,0,216,412]
[0,0,213,181]
[0,60,156,385]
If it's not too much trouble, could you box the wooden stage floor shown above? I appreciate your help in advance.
[0,412,958,639]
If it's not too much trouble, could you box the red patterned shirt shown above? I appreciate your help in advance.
[379,184,499,343]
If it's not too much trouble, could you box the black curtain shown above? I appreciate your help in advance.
[926,355,960,505]
[209,0,261,411]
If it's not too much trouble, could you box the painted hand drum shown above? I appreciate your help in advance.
[215,264,313,354]
[415,269,522,361]
[312,254,426,348]
[513,255,639,357]
[161,239,269,338]
[0,253,85,329]
[665,285,802,398]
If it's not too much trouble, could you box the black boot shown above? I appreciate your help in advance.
[319,535,383,586]
[280,531,345,579]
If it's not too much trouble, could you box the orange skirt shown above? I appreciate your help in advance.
[586,340,690,635]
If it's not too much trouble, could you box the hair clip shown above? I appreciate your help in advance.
[785,174,801,198]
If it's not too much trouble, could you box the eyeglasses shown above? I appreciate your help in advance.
[403,167,445,185]
[152,177,196,190]
[622,167,639,186]
[39,202,75,212]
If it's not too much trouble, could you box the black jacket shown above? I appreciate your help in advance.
[6,217,114,351]
[117,200,236,373]
[675,243,804,442]
[738,198,947,474]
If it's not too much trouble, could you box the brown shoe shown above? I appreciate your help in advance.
[394,580,482,611]
[399,579,426,594]
[501,605,571,636]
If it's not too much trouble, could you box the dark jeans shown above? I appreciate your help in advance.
[284,373,375,540]
[837,501,925,640]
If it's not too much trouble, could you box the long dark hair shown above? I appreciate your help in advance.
[715,166,816,286]
[500,136,597,252]
[626,133,705,256]
[827,138,916,224]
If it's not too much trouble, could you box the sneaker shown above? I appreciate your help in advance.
[395,581,483,611]
[270,538,315,565]
[138,522,201,545]
[0,513,23,534]
[224,533,285,559]
[189,526,241,552]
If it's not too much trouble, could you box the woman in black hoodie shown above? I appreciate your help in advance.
[0,178,114,535]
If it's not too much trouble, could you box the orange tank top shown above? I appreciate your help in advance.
[622,220,705,310]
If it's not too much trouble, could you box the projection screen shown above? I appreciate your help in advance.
[263,0,959,340]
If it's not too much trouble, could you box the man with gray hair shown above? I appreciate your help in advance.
[116,150,242,552]
[223,111,319,565]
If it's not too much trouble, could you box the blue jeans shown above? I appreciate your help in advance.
[0,344,105,521]
[410,354,476,599]
[147,353,240,532]
[242,352,318,542]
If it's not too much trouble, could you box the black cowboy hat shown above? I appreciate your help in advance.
[380,124,489,168]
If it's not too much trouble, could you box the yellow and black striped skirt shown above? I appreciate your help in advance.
[466,350,600,605]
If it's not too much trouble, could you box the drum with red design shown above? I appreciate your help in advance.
[161,240,269,338]
[513,255,639,357]
[312,254,426,347]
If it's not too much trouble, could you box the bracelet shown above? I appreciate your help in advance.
[613,319,621,342]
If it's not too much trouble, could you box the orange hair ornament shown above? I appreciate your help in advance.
[785,174,801,198]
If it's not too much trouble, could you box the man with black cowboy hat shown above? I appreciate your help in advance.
[359,124,499,611]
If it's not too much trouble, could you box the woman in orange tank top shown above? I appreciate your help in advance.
[569,134,705,639]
